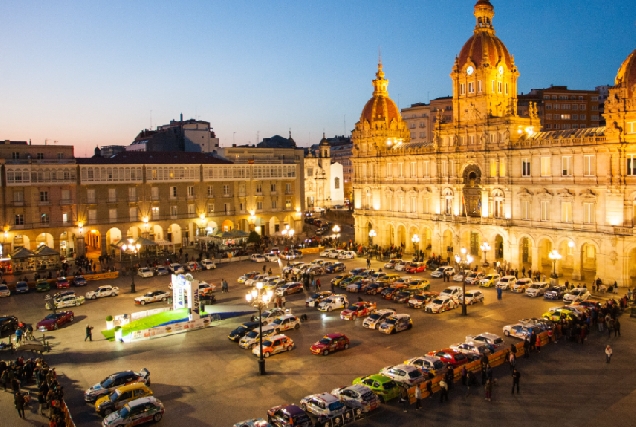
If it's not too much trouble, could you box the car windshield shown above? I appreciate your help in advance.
[384,318,397,325]
[408,370,422,378]
[143,292,154,297]
[347,305,358,310]
[272,318,284,325]
[318,338,332,345]
[101,376,114,388]
[261,340,272,347]
[245,331,258,338]
[119,406,130,418]
[368,313,380,320]
[44,314,58,320]
[432,299,444,304]
[109,389,121,403]
[383,381,397,389]
[234,326,248,333]
[530,284,540,289]
[328,401,345,411]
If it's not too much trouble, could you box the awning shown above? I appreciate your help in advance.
[112,237,158,249]
[154,239,175,246]
[34,245,60,257]
[11,247,35,259]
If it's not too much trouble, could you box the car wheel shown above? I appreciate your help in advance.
[53,324,58,330]
[294,323,300,329]
[76,301,81,306]
[161,297,166,302]
[264,352,270,358]
[286,345,292,351]
[70,315,74,321]
[301,403,307,411]
[91,296,97,300]
[104,409,112,416]
[323,349,329,356]
[153,413,162,422]
[140,300,146,305]
[327,307,332,312]
[274,328,280,334]
[111,293,116,297]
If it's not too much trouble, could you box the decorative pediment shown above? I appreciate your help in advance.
[518,187,534,197]
[579,189,597,198]
[556,188,574,198]
[536,188,553,198]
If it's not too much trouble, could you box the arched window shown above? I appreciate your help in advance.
[334,177,340,189]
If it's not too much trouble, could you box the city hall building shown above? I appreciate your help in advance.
[352,0,636,286]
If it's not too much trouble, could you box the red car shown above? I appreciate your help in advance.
[56,277,70,289]
[381,285,406,300]
[340,302,377,320]
[310,333,350,355]
[37,311,74,331]
[406,262,426,274]
[426,348,469,368]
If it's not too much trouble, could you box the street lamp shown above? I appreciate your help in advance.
[246,282,274,375]
[455,247,474,316]
[332,225,341,246]
[480,242,491,267]
[411,234,420,261]
[368,229,376,246]
[548,249,561,279]
[121,238,141,293]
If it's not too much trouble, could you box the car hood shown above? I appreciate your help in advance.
[86,382,105,395]
[311,342,327,349]
[37,319,54,326]
[103,410,124,425]
[341,310,353,315]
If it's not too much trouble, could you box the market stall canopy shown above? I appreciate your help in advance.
[112,237,158,249]
[154,239,175,246]
[34,245,60,257]
[11,247,35,259]
[214,230,249,239]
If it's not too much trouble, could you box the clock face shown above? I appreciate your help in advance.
[498,66,504,75]
[466,66,474,76]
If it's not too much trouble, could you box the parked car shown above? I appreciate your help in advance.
[379,364,424,385]
[306,291,333,308]
[134,290,170,305]
[465,332,504,349]
[86,285,119,300]
[425,295,459,313]
[378,314,413,334]
[186,261,202,272]
[460,289,485,305]
[267,404,312,427]
[404,355,446,375]
[331,384,380,413]
[251,308,289,325]
[45,294,85,310]
[563,288,591,303]
[352,374,401,403]
[0,284,10,297]
[228,321,261,342]
[479,273,501,288]
[407,291,439,309]
[252,334,295,358]
[503,323,541,340]
[271,315,301,333]
[84,369,151,403]
[341,302,376,320]
[72,275,87,286]
[56,277,70,289]
[384,259,402,269]
[441,286,463,298]
[448,342,492,361]
[426,348,469,367]
[155,266,170,276]
[406,262,426,274]
[36,279,50,292]
[0,316,19,337]
[251,254,267,263]
[496,275,517,290]
[37,311,75,331]
[299,393,346,418]
[201,259,217,270]
[318,295,349,312]
[238,271,260,283]
[94,383,154,417]
[431,266,454,278]
[325,262,346,274]
[15,281,30,294]
[310,333,350,355]
[544,285,567,300]
[362,309,396,329]
[276,282,303,296]
[464,272,484,285]
[101,396,163,427]
[169,263,185,274]
[526,282,549,297]
[239,325,277,349]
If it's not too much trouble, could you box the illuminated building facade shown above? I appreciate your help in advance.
[353,0,636,286]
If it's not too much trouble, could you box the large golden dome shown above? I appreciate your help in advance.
[359,62,401,124]
[615,48,636,98]
[457,0,514,70]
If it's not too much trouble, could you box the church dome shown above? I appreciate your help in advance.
[615,48,636,98]
[359,62,401,124]
[456,0,514,71]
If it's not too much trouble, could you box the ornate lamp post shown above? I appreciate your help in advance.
[549,249,561,279]
[332,225,341,246]
[411,234,420,261]
[121,238,141,293]
[480,242,491,267]
[246,282,273,375]
[368,229,376,246]
[455,247,474,316]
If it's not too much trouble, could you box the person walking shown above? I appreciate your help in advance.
[15,327,23,344]
[366,258,371,269]
[614,318,621,337]
[85,325,93,342]
[439,379,449,403]
[535,334,542,353]
[484,378,492,401]
[14,391,26,418]
[605,345,613,363]
[415,385,422,410]
[400,386,409,412]
[511,368,521,394]
[316,279,321,291]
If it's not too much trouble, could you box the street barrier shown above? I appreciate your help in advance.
[84,271,119,281]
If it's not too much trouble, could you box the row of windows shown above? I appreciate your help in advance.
[14,213,72,226]
[545,104,589,111]
[459,80,508,96]
[545,124,587,130]
[546,114,587,120]
[543,94,589,101]
[7,168,77,184]
[203,165,296,180]
[81,167,143,182]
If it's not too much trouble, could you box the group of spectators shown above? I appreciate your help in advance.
[1,356,69,426]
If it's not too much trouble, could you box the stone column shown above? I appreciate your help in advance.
[570,245,582,280]
[531,244,539,273]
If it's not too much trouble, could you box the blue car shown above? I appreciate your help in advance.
[326,262,346,274]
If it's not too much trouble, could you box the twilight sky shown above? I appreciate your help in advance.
[1,1,635,156]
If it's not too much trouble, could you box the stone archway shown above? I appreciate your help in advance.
[397,225,406,249]
[519,237,531,269]
[168,224,183,247]
[105,228,122,256]
[126,226,142,239]
[580,242,597,281]
[442,229,454,258]
[13,235,31,250]
[151,225,164,241]
[36,233,54,249]
[537,238,553,277]
[388,224,395,247]
[408,226,419,253]
[494,234,504,261]
[629,248,636,288]
[268,217,280,235]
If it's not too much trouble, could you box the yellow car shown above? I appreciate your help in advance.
[479,274,500,288]
[407,280,431,292]
[542,308,575,322]
[331,274,351,287]
[95,383,153,417]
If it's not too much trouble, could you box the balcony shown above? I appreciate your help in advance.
[613,226,633,236]
[128,196,138,202]
[222,210,235,216]
[60,199,73,205]
[12,201,24,207]
[38,200,50,206]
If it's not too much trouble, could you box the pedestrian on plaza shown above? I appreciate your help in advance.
[262,265,266,273]
[366,258,371,269]
[481,363,488,385]
[281,296,286,308]
[511,368,521,394]
[523,337,530,357]
[14,391,26,418]
[605,345,613,363]
[446,366,455,391]
[400,386,409,412]
[614,318,621,337]
[439,379,449,403]
[484,378,492,401]
[15,327,23,344]
[316,279,321,290]
[85,325,93,342]
[426,379,433,398]
[535,334,541,353]
[415,385,422,410]
[461,366,468,386]
[509,351,516,369]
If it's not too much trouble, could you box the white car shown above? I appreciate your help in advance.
[449,342,492,360]
[270,315,301,333]
[331,384,380,413]
[306,291,333,307]
[384,259,402,269]
[465,332,504,349]
[394,261,408,272]
[496,275,517,290]
[46,294,85,309]
[328,250,344,259]
[137,267,154,278]
[461,290,484,305]
[169,263,185,274]
[264,253,279,262]
[239,325,277,349]
[563,288,591,303]
[201,259,217,270]
[425,295,458,313]
[250,254,266,262]
[186,261,202,272]
[404,356,446,374]
[300,393,346,418]
[338,251,356,260]
[452,273,465,282]
[0,284,11,297]
[526,282,549,297]
[320,248,337,257]
[431,266,454,278]
[251,334,294,358]
[512,278,532,293]
[379,364,424,386]
[134,290,170,305]
[253,308,289,325]
[503,323,539,339]
[85,285,119,299]
[441,286,463,298]
[245,274,268,287]
[362,308,396,329]
[318,295,349,312]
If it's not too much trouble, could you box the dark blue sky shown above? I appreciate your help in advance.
[1,1,634,153]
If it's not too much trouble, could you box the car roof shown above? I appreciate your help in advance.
[267,334,290,341]
[113,383,150,393]
[307,392,339,403]
[126,396,159,408]
[325,333,346,339]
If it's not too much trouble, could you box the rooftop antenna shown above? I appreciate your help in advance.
[344,115,346,136]
[44,139,48,145]
[150,110,153,130]
[378,46,382,65]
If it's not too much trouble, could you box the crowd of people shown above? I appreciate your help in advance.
[1,356,70,426]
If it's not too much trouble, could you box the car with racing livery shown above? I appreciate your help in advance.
[300,392,346,418]
[427,348,469,367]
[94,383,154,417]
[563,288,591,303]
[465,332,504,349]
[318,295,349,312]
[252,334,295,358]
[310,333,349,355]
[341,302,376,320]
[362,309,396,329]
[267,404,312,427]
[239,325,277,349]
[306,291,332,307]
[460,290,484,305]
[271,315,301,333]
[134,290,170,305]
[425,295,459,313]
[526,282,550,297]
[331,384,380,413]
[544,285,567,300]
[378,314,413,334]
[101,396,163,426]
[407,291,439,309]
[228,321,261,342]
[84,369,150,403]
[404,356,446,375]
[479,273,501,288]
[379,364,424,386]
[86,285,119,300]
[352,375,400,403]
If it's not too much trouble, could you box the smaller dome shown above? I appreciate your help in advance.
[319,132,330,146]
[615,48,636,98]
[359,61,401,124]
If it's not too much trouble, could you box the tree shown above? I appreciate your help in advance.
[247,231,261,245]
